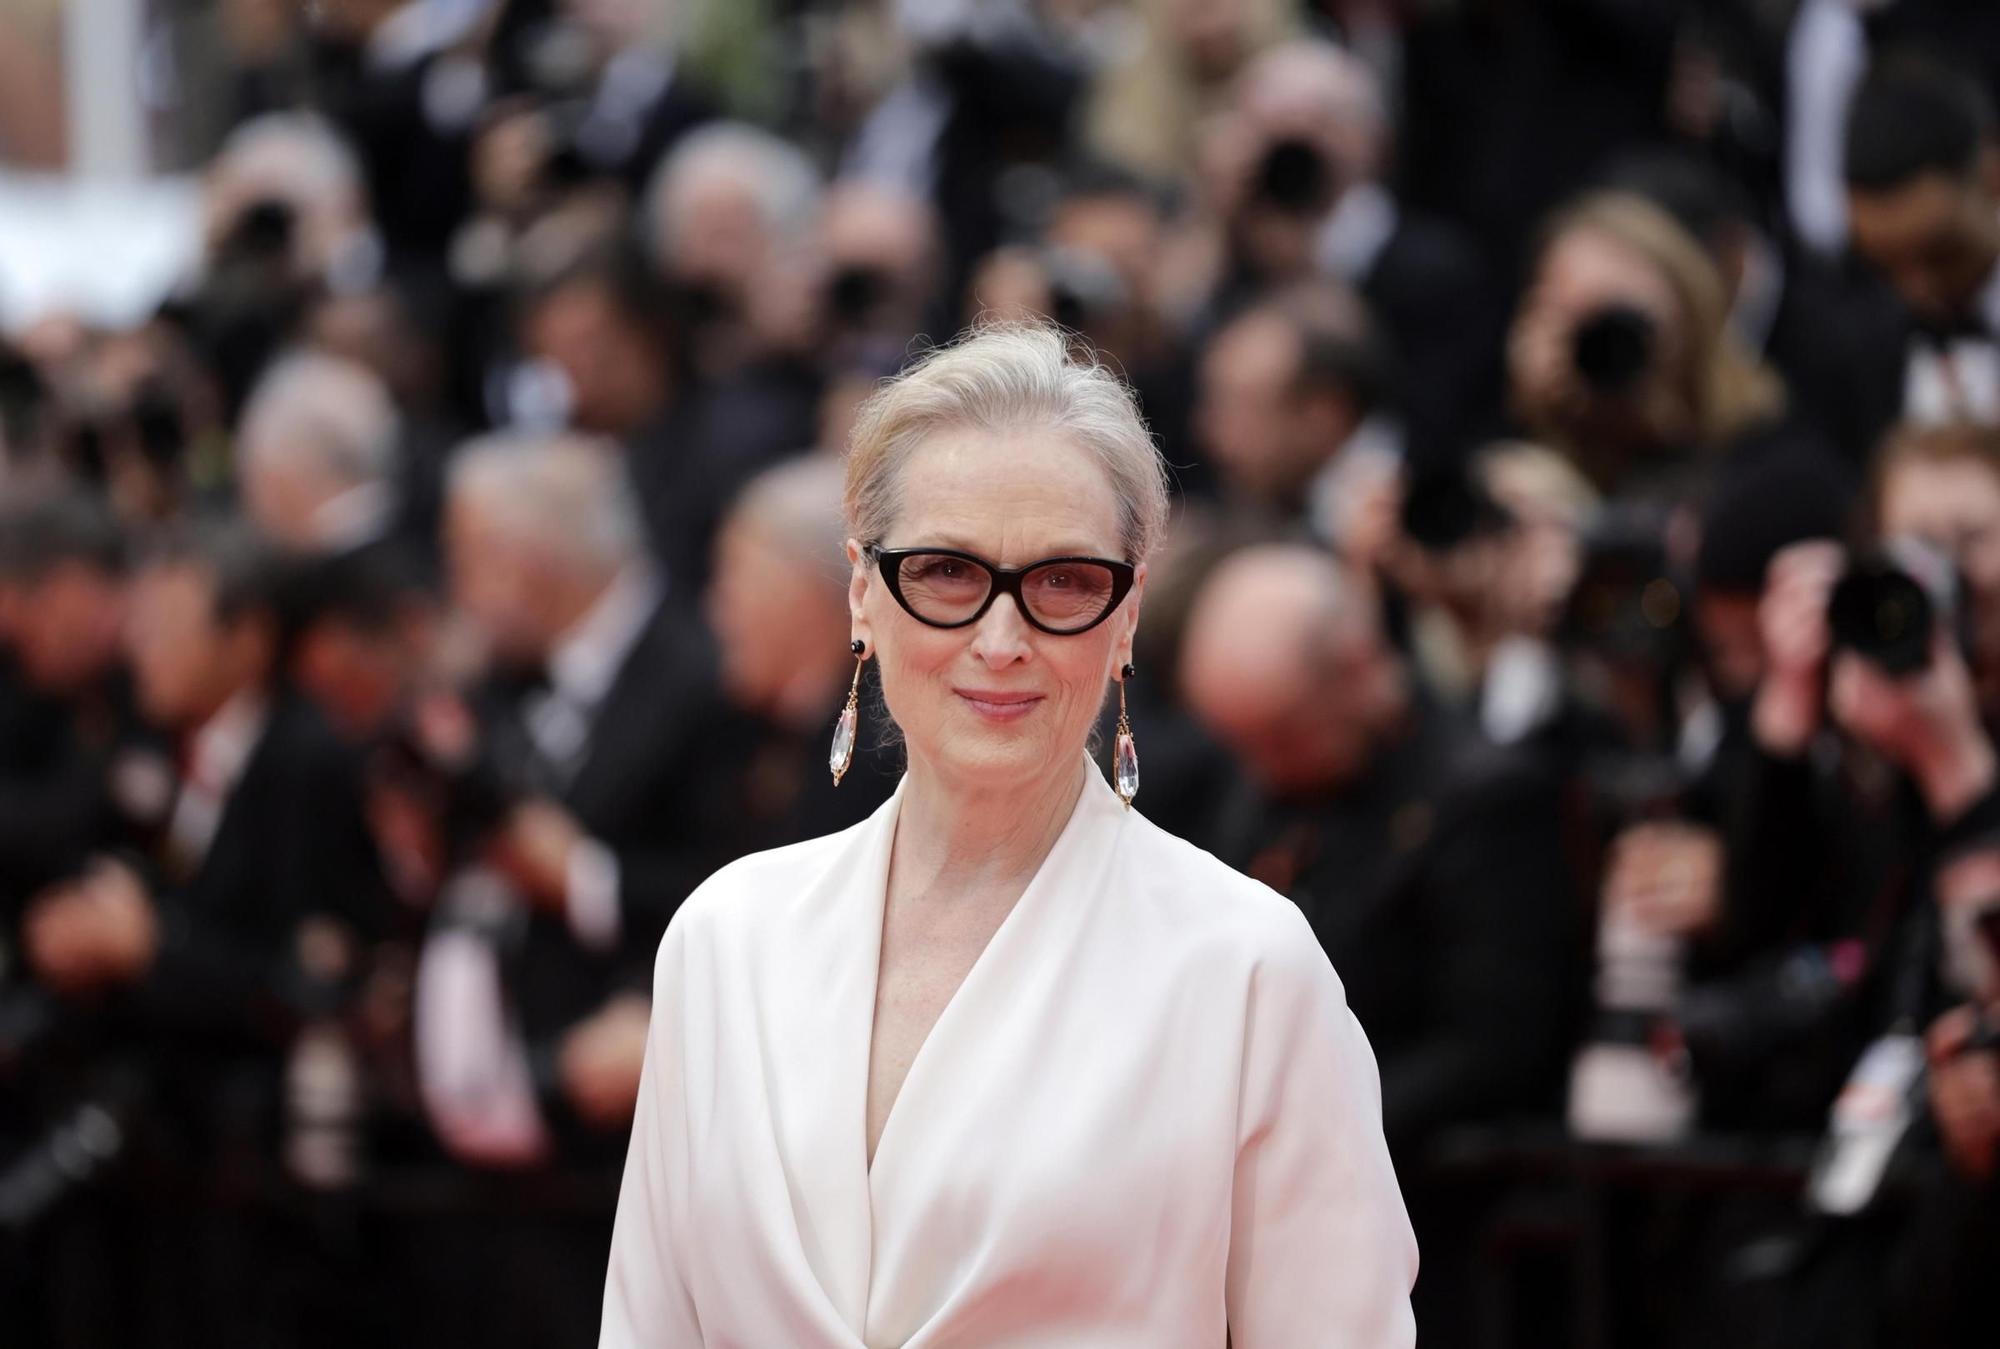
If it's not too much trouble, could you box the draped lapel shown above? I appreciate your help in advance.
[862,765,1131,1340]
[758,763,1131,1344]
[761,776,905,1337]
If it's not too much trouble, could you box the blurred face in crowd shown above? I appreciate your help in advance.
[820,184,939,339]
[1197,311,1324,504]
[1879,451,2000,687]
[11,562,126,694]
[667,173,774,308]
[847,427,1143,797]
[1847,166,2000,325]
[239,452,338,551]
[1509,225,1692,460]
[443,493,575,668]
[125,561,270,729]
[293,612,419,742]
[1693,591,1764,703]
[1181,551,1401,796]
[707,517,847,720]
[521,280,669,437]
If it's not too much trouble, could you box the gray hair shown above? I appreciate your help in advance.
[642,121,823,264]
[213,112,366,214]
[843,321,1171,563]
[729,454,850,587]
[447,431,644,570]
[239,350,399,490]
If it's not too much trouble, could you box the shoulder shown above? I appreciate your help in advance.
[664,800,886,954]
[673,825,852,927]
[1116,810,1338,993]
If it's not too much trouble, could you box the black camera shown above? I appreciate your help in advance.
[216,197,297,271]
[1399,465,1510,554]
[1572,304,1656,395]
[827,265,892,326]
[1253,137,1336,215]
[1827,540,1957,676]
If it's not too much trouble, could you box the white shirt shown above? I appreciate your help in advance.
[165,690,269,870]
[602,762,1417,1347]
[414,564,662,1165]
[1903,261,2000,426]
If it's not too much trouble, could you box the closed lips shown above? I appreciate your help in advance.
[956,689,1043,715]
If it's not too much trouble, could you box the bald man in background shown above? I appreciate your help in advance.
[1181,543,1581,1343]
[1180,544,1580,1151]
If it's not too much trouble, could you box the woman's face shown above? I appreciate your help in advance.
[848,426,1144,797]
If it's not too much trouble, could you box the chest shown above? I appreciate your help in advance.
[865,895,1011,1163]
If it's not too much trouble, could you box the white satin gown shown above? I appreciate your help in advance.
[601,760,1417,1347]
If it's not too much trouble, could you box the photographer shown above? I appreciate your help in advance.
[1201,38,1499,468]
[1508,190,1802,503]
[400,432,757,1342]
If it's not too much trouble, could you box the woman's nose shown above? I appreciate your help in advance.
[969,592,1034,667]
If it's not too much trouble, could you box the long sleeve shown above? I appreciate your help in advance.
[1226,909,1418,1348]
[601,925,703,1348]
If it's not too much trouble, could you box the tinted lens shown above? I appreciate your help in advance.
[894,552,993,624]
[1021,560,1119,631]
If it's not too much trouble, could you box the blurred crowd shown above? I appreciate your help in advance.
[7,1,2000,1346]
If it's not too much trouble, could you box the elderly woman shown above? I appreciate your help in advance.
[601,323,1415,1346]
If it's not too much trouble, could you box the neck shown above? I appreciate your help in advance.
[890,752,1087,899]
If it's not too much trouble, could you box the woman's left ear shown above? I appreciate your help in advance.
[1116,563,1147,672]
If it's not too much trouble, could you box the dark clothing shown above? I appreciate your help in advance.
[730,698,901,858]
[626,370,819,595]
[139,692,391,1049]
[1758,254,1910,470]
[1360,210,1507,471]
[474,596,758,1136]
[1207,703,1582,1150]
[1400,0,1679,277]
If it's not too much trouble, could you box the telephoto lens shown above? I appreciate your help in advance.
[1826,555,1939,676]
[1571,304,1656,395]
[1253,138,1336,215]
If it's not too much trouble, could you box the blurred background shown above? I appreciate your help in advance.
[5,1,2000,1345]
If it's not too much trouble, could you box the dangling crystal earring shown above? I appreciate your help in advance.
[1114,662,1139,808]
[831,639,865,786]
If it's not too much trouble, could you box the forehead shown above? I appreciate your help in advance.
[1884,455,2000,519]
[884,425,1125,560]
[1206,314,1298,380]
[1849,174,1971,243]
[135,559,213,606]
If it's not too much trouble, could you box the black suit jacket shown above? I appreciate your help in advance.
[1360,211,1506,471]
[484,598,758,1129]
[138,690,392,1049]
[1209,704,1582,1152]
[1762,256,1911,469]
[626,370,820,594]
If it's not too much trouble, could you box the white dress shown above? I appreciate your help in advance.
[601,761,1417,1347]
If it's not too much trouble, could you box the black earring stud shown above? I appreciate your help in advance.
[851,639,865,656]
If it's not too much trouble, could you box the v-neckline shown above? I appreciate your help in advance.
[858,766,1094,1183]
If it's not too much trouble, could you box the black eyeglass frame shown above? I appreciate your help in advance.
[865,544,1137,635]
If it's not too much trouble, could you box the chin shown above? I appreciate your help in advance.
[929,722,1069,788]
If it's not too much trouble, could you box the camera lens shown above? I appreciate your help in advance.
[1572,305,1656,395]
[1254,139,1335,215]
[1827,561,1934,675]
[827,266,889,324]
